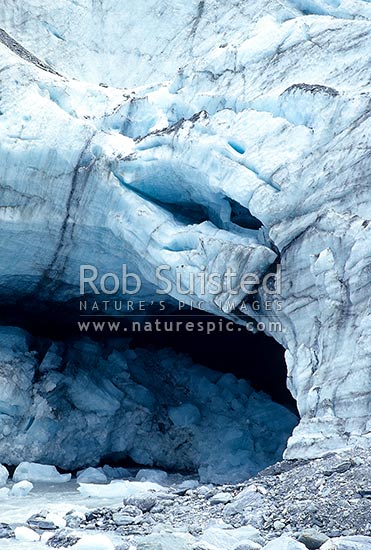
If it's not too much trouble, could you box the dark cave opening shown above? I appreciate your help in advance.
[0,301,298,414]
[129,311,297,413]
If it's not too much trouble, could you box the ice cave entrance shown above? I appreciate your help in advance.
[9,304,296,411]
[0,305,298,481]
[130,310,298,412]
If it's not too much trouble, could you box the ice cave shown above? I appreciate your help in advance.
[0,0,370,547]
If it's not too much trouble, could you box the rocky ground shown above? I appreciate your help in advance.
[2,448,371,549]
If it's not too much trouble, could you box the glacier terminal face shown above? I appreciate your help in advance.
[0,0,370,468]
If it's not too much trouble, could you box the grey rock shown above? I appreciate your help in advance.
[320,536,371,549]
[323,461,353,477]
[298,528,329,549]
[47,530,80,548]
[200,525,265,549]
[232,542,262,550]
[136,532,193,550]
[27,513,56,530]
[112,506,143,526]
[188,525,203,537]
[123,494,157,512]
[0,523,14,539]
[357,490,371,499]
[224,487,266,517]
[191,544,219,550]
[64,510,85,528]
[209,492,232,505]
[263,536,308,549]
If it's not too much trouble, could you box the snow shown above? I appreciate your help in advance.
[13,462,71,484]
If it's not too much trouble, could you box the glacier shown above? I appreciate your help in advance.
[0,0,370,478]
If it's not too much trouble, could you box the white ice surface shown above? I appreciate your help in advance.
[14,526,40,542]
[10,480,33,497]
[13,462,71,484]
[77,467,108,485]
[77,480,166,499]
